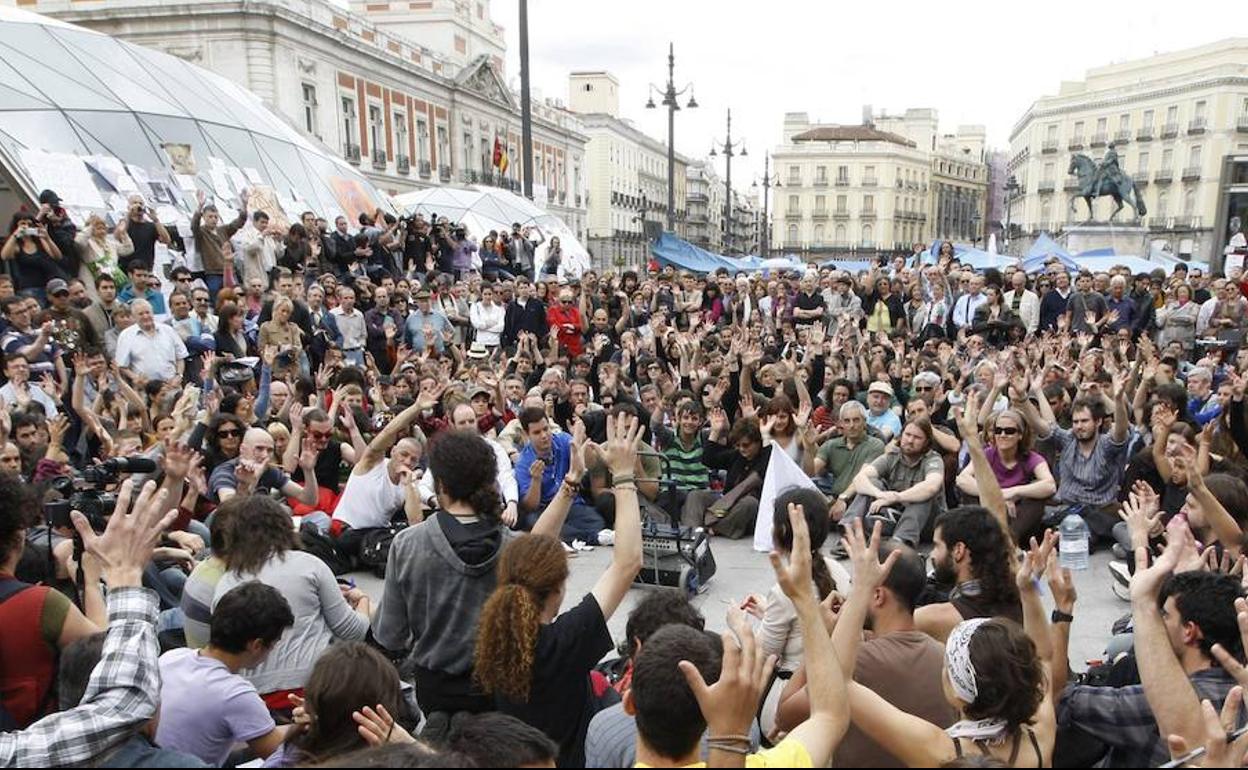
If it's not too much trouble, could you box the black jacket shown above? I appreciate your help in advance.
[502,298,548,349]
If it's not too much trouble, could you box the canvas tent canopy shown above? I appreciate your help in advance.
[393,185,590,280]
[1022,232,1080,273]
[0,6,393,249]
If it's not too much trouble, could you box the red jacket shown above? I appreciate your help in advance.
[547,304,583,357]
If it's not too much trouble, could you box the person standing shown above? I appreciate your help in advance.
[191,191,247,301]
[117,194,171,272]
[470,284,506,352]
[330,287,367,367]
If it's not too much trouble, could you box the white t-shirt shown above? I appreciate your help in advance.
[333,460,404,530]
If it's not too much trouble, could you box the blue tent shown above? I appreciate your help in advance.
[649,232,740,274]
[818,259,876,275]
[1077,247,1116,257]
[1022,232,1079,273]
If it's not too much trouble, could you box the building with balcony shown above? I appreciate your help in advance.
[1007,38,1248,263]
[770,107,987,258]
[30,0,589,236]
[685,161,724,253]
[569,72,689,271]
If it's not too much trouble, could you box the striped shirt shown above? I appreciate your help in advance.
[663,433,710,491]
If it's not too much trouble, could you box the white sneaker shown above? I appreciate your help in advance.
[572,539,595,552]
[562,541,576,555]
[597,529,615,546]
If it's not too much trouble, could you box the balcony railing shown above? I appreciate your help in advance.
[1115,130,1132,143]
[811,209,829,220]
[418,159,432,178]
[1091,132,1108,147]
[1041,139,1059,153]
[396,155,411,175]
[1065,179,1081,191]
[787,177,803,187]
[1182,166,1202,181]
[784,210,802,220]
[1188,117,1208,134]
[1132,172,1150,185]
[344,143,361,164]
[1154,168,1173,183]
[439,165,451,182]
[833,209,851,219]
[1038,180,1056,193]
[687,191,708,202]
[861,176,878,187]
[860,209,877,220]
[1161,122,1179,139]
[812,177,828,187]
[1137,126,1155,141]
[1068,137,1085,150]
[1172,215,1193,229]
[834,177,850,187]
[575,194,582,208]
[371,149,388,169]
[1238,116,1248,133]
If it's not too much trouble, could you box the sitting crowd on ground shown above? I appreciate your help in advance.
[4,188,1248,767]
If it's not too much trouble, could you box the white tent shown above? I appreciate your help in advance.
[393,186,590,280]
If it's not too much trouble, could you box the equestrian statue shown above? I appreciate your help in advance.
[1068,143,1147,222]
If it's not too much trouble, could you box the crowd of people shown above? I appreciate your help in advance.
[3,184,1248,767]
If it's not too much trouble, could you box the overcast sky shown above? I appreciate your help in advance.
[492,0,1241,202]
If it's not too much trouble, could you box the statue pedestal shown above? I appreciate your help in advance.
[1062,223,1149,257]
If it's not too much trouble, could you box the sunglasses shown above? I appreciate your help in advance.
[993,427,1020,436]
[217,429,242,438]
[915,385,934,392]
[309,430,333,440]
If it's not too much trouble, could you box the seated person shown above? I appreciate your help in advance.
[955,408,1056,545]
[843,418,946,547]
[682,413,771,539]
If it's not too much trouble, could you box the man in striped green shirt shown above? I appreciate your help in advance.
[651,401,711,521]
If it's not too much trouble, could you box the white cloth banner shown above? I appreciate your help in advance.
[752,445,821,553]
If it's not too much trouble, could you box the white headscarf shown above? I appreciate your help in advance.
[944,618,1011,744]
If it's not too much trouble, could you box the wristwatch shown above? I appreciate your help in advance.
[1051,609,1074,625]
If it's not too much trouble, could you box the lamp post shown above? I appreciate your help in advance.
[1004,174,1020,254]
[710,108,745,254]
[646,43,697,234]
[750,154,781,257]
[970,212,982,249]
[518,0,533,200]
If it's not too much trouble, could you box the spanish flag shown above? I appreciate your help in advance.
[493,137,510,176]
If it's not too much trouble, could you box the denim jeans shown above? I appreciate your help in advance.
[524,503,606,544]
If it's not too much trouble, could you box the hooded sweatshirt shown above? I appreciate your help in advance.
[371,510,513,713]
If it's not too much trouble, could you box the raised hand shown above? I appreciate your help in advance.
[352,704,415,747]
[602,412,642,477]
[843,518,901,593]
[1016,529,1058,592]
[71,480,176,587]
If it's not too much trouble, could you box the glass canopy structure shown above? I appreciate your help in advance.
[0,6,391,233]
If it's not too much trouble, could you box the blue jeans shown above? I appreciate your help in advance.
[524,503,606,544]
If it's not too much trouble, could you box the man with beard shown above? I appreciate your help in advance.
[775,540,957,767]
[1020,373,1131,545]
[844,418,945,547]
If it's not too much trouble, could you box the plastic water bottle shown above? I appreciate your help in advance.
[1058,513,1090,571]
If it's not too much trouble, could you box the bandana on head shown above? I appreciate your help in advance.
[945,618,990,703]
[944,618,1011,745]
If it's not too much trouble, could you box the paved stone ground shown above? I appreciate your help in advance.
[353,536,1126,671]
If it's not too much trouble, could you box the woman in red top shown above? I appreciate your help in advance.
[0,472,104,727]
[547,287,586,358]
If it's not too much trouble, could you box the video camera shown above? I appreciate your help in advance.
[44,456,158,532]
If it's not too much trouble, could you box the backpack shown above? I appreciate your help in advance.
[358,523,408,579]
[298,522,353,576]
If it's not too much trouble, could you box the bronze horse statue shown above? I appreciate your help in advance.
[1068,153,1147,222]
